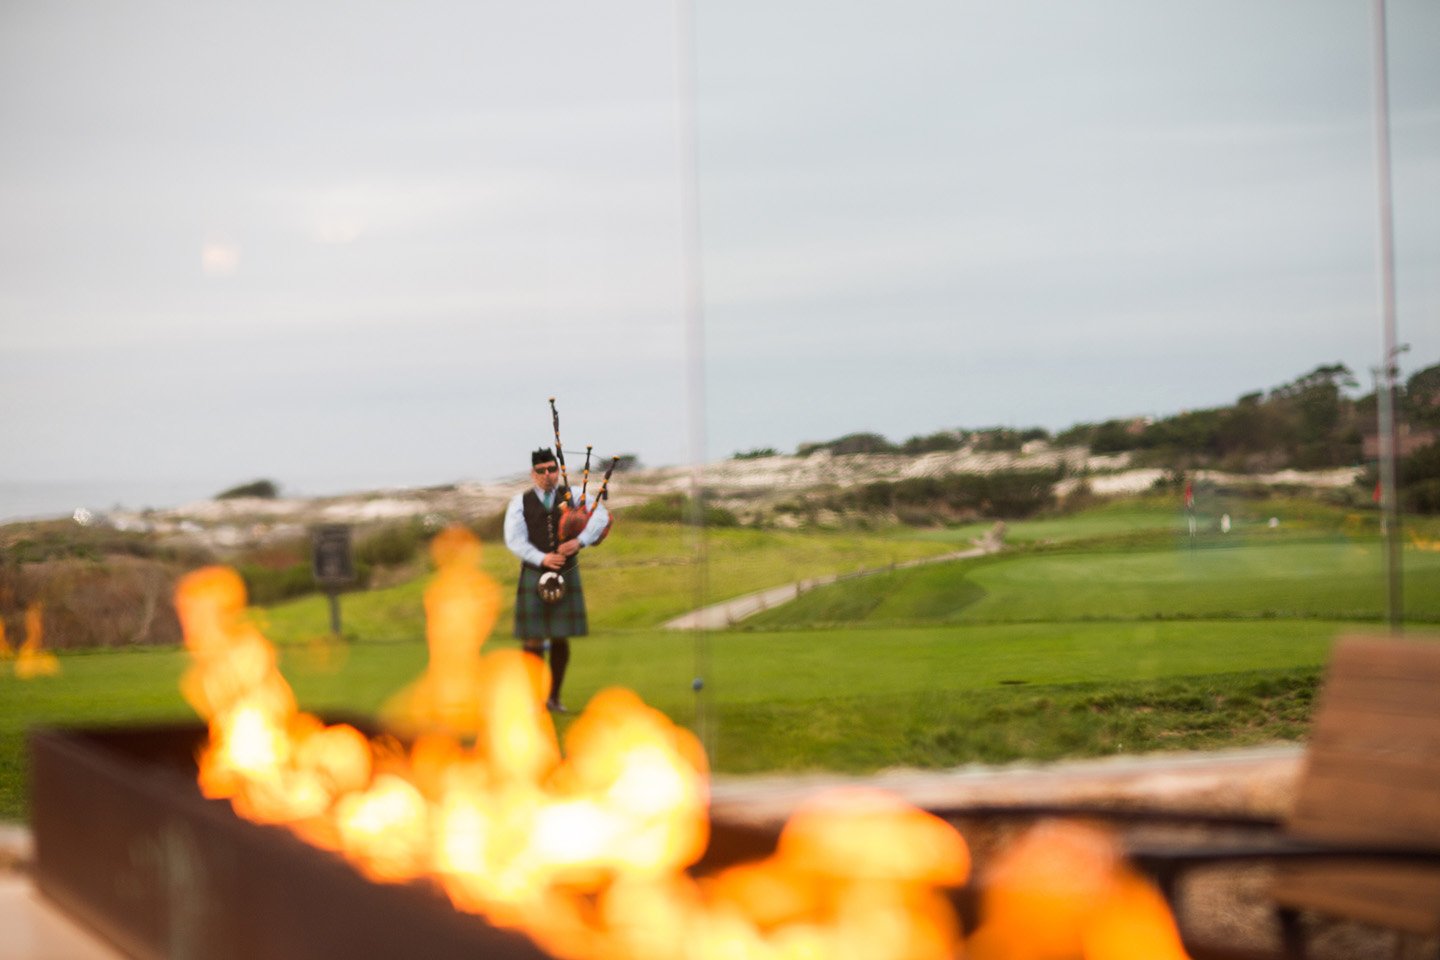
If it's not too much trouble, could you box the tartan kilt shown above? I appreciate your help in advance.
[514,564,588,639]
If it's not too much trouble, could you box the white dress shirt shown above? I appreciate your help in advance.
[503,487,611,568]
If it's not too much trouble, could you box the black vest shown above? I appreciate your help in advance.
[521,487,570,567]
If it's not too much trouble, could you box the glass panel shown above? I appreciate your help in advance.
[0,1,697,776]
[691,1,1440,772]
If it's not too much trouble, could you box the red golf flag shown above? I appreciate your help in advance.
[1184,483,1194,509]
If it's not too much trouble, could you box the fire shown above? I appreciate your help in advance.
[381,526,503,735]
[697,789,970,960]
[967,820,1190,960]
[14,602,60,679]
[174,525,1191,960]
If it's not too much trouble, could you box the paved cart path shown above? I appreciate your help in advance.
[662,543,995,630]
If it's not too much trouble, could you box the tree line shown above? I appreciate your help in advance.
[738,360,1440,512]
[770,362,1434,466]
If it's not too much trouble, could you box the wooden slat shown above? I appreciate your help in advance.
[1307,714,1440,758]
[1273,864,1440,935]
[1313,692,1440,722]
[1296,758,1440,818]
[1290,776,1440,845]
[1324,636,1440,684]
[1271,635,1440,935]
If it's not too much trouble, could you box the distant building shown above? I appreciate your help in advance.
[1362,424,1439,459]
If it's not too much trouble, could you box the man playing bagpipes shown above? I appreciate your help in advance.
[502,442,613,712]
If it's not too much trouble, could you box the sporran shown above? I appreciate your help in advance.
[537,570,567,604]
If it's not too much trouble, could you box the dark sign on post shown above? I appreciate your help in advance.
[312,525,357,586]
[311,524,357,638]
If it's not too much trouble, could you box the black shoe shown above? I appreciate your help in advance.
[546,699,568,713]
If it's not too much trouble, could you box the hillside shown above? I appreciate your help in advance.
[4,358,1435,551]
[2,358,1435,652]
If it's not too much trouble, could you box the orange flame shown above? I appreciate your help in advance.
[968,820,1190,960]
[174,527,723,958]
[697,789,970,960]
[15,602,60,678]
[381,527,503,735]
[175,525,1191,960]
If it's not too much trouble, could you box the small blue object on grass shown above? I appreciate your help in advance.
[691,677,704,691]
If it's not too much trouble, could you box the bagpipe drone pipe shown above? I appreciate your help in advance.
[549,396,617,544]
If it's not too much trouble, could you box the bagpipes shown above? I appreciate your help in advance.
[537,397,617,604]
[548,396,617,545]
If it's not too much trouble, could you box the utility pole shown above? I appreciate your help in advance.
[1370,0,1404,634]
[1374,349,1408,633]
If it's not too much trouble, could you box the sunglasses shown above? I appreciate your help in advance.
[533,464,559,475]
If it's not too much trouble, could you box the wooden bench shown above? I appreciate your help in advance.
[1119,634,1440,958]
[931,634,1440,959]
[1268,634,1440,954]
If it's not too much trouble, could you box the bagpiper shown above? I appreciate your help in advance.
[502,401,615,711]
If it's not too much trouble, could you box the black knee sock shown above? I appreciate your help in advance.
[548,637,571,703]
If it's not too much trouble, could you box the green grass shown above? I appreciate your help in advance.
[747,541,1440,628]
[4,498,1438,823]
[707,671,1320,772]
[695,620,1338,706]
[0,617,1349,819]
[0,648,193,821]
[899,495,1190,547]
[901,493,1383,548]
[252,522,956,644]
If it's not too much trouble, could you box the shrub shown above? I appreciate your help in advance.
[628,494,739,527]
[0,520,210,567]
[469,509,507,544]
[797,433,898,456]
[846,469,1060,521]
[972,427,1049,452]
[1054,423,1098,447]
[1406,478,1440,514]
[237,562,318,605]
[0,557,185,649]
[901,431,966,454]
[354,520,428,568]
[215,479,279,500]
[1089,420,1140,454]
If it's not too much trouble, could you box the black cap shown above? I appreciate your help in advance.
[532,447,557,466]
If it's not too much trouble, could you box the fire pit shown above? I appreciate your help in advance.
[30,723,558,959]
[26,529,1209,960]
[31,722,782,960]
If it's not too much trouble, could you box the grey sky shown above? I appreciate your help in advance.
[2,0,689,512]
[699,0,1439,454]
[2,1,1438,517]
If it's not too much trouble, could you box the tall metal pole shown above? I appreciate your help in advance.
[1370,0,1403,633]
[676,0,712,748]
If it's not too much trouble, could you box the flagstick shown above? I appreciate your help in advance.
[1185,478,1196,551]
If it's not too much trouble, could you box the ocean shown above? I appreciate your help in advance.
[0,472,487,524]
[0,480,235,523]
